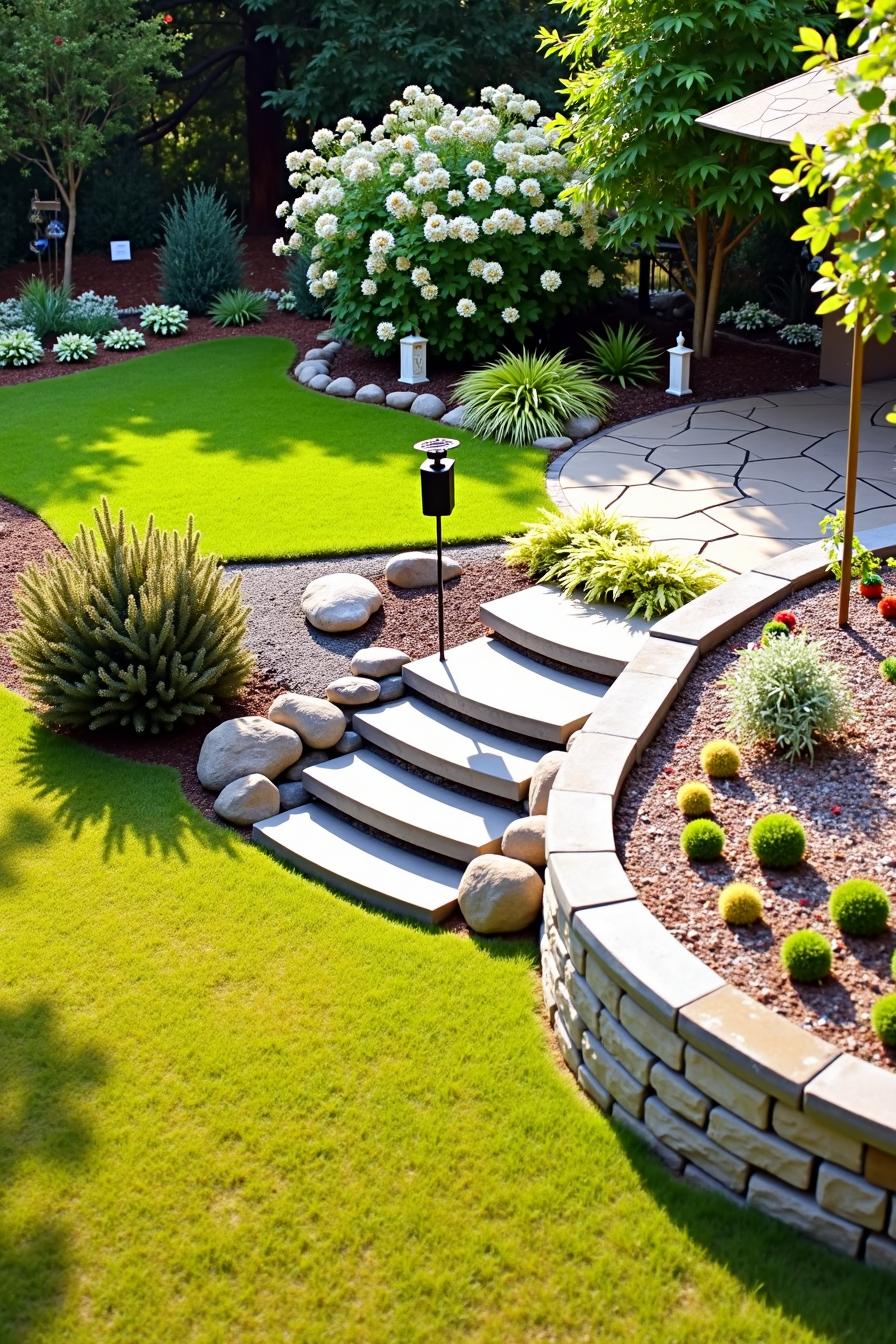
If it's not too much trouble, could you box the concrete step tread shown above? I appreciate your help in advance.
[481,584,652,676]
[353,696,543,800]
[253,804,459,924]
[301,749,516,862]
[402,636,607,743]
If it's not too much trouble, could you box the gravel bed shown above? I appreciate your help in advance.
[617,578,896,1069]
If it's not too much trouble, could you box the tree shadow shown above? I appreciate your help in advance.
[12,716,240,865]
[0,1000,106,1343]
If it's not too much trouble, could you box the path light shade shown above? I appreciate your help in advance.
[666,332,693,396]
[413,436,459,661]
[399,334,428,385]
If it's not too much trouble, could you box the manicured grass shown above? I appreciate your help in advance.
[0,338,546,560]
[0,688,890,1343]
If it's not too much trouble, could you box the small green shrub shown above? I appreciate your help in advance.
[761,619,790,644]
[828,879,891,936]
[140,304,188,337]
[880,656,896,685]
[209,288,267,327]
[870,994,896,1045]
[455,348,615,447]
[103,327,146,352]
[584,322,661,387]
[9,498,254,735]
[66,290,120,338]
[718,883,763,925]
[749,814,806,868]
[53,332,97,363]
[18,278,74,339]
[722,633,853,762]
[780,930,832,982]
[680,819,725,862]
[276,290,298,312]
[891,948,896,980]
[504,506,644,579]
[159,184,245,314]
[700,739,741,778]
[677,781,712,817]
[544,540,723,620]
[0,328,43,367]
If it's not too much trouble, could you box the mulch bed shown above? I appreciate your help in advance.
[617,579,896,1069]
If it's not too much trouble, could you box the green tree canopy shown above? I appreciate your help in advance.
[0,0,180,285]
[539,0,825,356]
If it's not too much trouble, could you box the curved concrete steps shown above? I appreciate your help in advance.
[480,585,653,677]
[402,636,607,744]
[352,697,543,801]
[301,749,517,863]
[253,805,459,924]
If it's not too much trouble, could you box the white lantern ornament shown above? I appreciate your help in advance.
[399,333,428,385]
[666,331,693,397]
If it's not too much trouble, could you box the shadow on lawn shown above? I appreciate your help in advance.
[12,717,239,865]
[0,1000,106,1344]
[612,1124,896,1335]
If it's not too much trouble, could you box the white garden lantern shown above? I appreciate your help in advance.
[666,332,693,397]
[399,334,428,385]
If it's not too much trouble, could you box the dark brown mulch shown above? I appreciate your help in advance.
[617,578,896,1069]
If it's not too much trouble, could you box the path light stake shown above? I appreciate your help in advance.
[666,331,693,396]
[399,333,428,385]
[414,436,458,661]
[838,324,865,627]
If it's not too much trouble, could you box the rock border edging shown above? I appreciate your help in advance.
[543,525,896,1270]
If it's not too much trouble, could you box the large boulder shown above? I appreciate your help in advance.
[325,675,381,706]
[458,855,544,934]
[501,815,546,868]
[213,773,281,826]
[268,693,347,748]
[385,390,417,410]
[301,573,382,632]
[528,750,567,816]
[409,392,446,419]
[197,716,302,792]
[384,551,462,589]
[350,646,410,678]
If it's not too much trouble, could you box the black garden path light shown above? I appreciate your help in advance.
[413,436,458,661]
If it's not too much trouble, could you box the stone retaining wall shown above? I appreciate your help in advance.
[543,526,896,1270]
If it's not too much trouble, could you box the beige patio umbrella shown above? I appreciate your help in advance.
[697,58,894,625]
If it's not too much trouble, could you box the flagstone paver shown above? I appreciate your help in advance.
[553,382,896,572]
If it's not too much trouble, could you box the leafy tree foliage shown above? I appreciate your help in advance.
[0,0,180,285]
[539,0,823,356]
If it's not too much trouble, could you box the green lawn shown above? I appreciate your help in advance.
[0,337,546,560]
[0,687,891,1343]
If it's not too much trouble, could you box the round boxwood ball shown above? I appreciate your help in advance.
[761,619,790,645]
[718,882,763,925]
[680,818,725,862]
[699,738,740,779]
[828,878,891,936]
[780,930,833,982]
[871,993,896,1046]
[749,813,806,868]
[676,780,713,817]
[880,656,896,685]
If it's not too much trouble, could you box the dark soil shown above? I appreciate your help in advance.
[617,578,896,1069]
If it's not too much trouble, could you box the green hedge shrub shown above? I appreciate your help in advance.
[159,184,245,314]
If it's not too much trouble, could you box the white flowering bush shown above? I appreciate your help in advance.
[140,303,189,337]
[0,328,43,368]
[53,332,98,363]
[778,322,822,348]
[718,302,784,332]
[273,83,616,362]
[103,327,146,352]
[0,298,26,332]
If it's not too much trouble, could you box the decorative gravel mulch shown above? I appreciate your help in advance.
[617,578,896,1069]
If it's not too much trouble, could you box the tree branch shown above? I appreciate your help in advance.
[137,53,240,144]
[722,215,761,258]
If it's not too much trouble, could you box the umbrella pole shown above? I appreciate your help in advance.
[837,324,864,628]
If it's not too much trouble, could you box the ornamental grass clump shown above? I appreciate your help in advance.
[456,348,614,445]
[718,883,763,925]
[749,814,806,868]
[828,879,891,936]
[274,83,616,361]
[542,540,722,620]
[722,633,853,762]
[677,781,712,817]
[780,930,832,982]
[159,184,245,313]
[9,499,254,735]
[209,288,267,327]
[584,322,661,387]
[680,819,725,862]
[871,994,896,1046]
[504,505,644,579]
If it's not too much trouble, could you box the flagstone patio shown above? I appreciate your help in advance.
[547,380,896,573]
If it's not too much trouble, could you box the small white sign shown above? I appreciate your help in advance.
[110,240,132,262]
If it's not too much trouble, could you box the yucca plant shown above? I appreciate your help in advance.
[504,505,645,578]
[547,538,723,619]
[455,349,614,446]
[584,323,661,387]
[10,499,254,735]
[208,288,267,327]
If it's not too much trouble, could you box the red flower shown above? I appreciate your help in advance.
[799,897,810,907]
[773,610,797,631]
[53,35,64,45]
[830,805,842,816]
[163,12,174,21]
[879,595,896,620]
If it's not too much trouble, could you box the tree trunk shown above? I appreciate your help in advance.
[62,177,77,290]
[691,214,708,359]
[242,10,285,234]
[702,243,728,359]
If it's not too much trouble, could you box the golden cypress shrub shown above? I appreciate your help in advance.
[10,499,254,734]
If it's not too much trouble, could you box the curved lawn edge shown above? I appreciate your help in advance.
[0,337,547,562]
[544,527,896,1270]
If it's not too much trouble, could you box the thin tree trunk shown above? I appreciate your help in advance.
[62,174,76,290]
[700,213,733,358]
[691,213,708,359]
